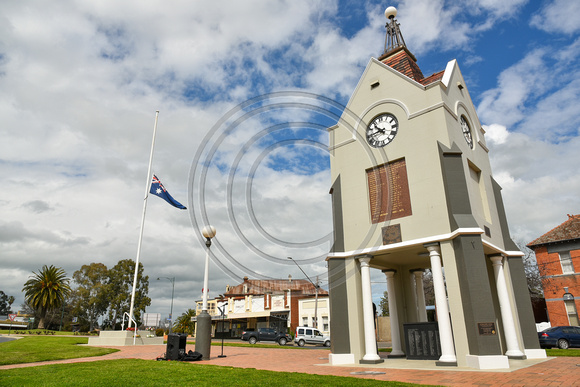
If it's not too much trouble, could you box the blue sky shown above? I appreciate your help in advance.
[1,0,579,319]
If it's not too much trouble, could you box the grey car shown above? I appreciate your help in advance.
[294,326,330,347]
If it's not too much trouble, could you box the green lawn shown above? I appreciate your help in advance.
[1,335,578,387]
[0,336,415,386]
[0,359,422,387]
[545,348,580,357]
[0,329,88,336]
[0,336,118,365]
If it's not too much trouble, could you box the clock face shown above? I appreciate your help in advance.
[366,113,398,148]
[460,116,473,149]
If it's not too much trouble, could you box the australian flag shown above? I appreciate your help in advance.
[150,175,187,210]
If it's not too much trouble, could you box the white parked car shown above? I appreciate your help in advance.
[294,326,330,347]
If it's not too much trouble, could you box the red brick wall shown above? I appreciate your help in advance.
[573,249,580,269]
[545,300,571,326]
[289,295,300,334]
[535,245,580,326]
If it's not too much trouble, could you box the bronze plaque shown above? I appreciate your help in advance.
[367,158,412,224]
[477,322,497,336]
[382,224,402,245]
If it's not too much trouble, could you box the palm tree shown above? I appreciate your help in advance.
[173,309,196,335]
[23,265,71,329]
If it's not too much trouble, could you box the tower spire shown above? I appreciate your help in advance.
[378,6,425,82]
[383,6,407,55]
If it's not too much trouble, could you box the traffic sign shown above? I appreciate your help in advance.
[9,314,16,322]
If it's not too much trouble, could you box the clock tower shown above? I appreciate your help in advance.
[326,7,545,369]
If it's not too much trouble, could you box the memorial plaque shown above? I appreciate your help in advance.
[382,224,402,245]
[404,322,441,360]
[478,322,497,336]
[367,158,412,224]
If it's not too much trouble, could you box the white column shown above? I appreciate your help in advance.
[357,255,381,362]
[412,270,428,322]
[425,243,457,364]
[490,255,525,358]
[383,270,405,357]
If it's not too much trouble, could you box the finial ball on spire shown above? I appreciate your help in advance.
[385,6,397,19]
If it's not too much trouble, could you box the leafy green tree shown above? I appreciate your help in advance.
[106,259,150,328]
[378,291,389,316]
[7,295,15,314]
[22,265,71,329]
[71,263,109,331]
[0,291,15,315]
[173,308,196,335]
[40,295,75,331]
[378,270,434,317]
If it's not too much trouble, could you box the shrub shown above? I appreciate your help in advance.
[155,328,164,337]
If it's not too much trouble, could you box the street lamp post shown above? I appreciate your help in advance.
[157,277,175,334]
[288,257,320,329]
[217,302,226,358]
[196,225,216,360]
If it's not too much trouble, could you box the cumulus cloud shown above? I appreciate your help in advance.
[483,124,509,144]
[1,0,579,318]
[477,49,548,128]
[2,0,364,312]
[393,0,527,55]
[530,0,580,34]
[482,51,580,243]
[478,37,580,142]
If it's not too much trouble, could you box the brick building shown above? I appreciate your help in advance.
[528,214,580,326]
[195,276,328,338]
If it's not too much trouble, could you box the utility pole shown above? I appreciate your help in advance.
[288,257,320,329]
[314,276,319,329]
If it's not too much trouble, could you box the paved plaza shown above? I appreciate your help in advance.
[1,343,580,386]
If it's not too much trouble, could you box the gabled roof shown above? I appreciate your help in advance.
[224,277,328,296]
[419,70,445,86]
[528,214,580,247]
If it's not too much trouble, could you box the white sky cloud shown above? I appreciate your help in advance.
[393,0,528,55]
[1,0,579,320]
[530,0,580,34]
[483,124,509,144]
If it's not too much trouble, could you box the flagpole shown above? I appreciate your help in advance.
[128,110,159,328]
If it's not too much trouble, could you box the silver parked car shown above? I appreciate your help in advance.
[294,326,330,347]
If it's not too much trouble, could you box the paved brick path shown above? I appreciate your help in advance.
[2,344,580,386]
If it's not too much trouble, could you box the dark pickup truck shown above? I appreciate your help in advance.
[240,327,292,345]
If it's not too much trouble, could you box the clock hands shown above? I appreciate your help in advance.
[372,122,393,137]
[367,113,398,147]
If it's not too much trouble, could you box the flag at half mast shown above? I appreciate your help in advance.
[150,175,187,209]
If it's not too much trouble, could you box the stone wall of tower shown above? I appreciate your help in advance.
[329,58,508,253]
